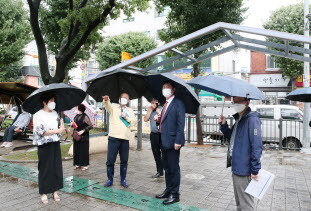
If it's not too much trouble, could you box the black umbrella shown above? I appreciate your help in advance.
[22,83,86,114]
[145,73,200,114]
[286,87,311,102]
[87,69,152,103]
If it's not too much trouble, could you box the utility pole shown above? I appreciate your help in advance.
[137,98,143,151]
[302,0,311,153]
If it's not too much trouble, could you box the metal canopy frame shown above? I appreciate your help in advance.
[84,22,311,86]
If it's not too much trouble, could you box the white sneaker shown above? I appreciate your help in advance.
[0,142,8,148]
[4,143,13,148]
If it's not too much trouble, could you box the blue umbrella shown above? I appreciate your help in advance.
[286,87,311,102]
[187,75,265,100]
[145,73,200,114]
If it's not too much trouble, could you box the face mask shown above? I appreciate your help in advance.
[232,103,246,113]
[120,98,128,105]
[47,102,56,110]
[162,88,172,98]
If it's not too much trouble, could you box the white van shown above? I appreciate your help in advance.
[252,105,304,149]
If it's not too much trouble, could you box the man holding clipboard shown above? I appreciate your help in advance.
[102,93,136,188]
[218,96,263,211]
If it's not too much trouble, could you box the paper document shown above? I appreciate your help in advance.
[245,169,275,200]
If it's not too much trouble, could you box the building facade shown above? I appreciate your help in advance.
[249,51,291,104]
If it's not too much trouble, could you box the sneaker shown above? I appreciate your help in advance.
[0,142,8,148]
[4,143,13,148]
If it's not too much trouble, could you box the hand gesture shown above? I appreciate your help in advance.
[148,105,154,111]
[102,95,110,102]
[155,108,161,114]
[154,114,159,122]
[218,115,226,125]
[121,112,127,118]
[78,130,84,136]
[251,174,259,181]
[174,144,181,150]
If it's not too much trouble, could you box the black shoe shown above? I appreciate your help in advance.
[163,195,180,205]
[151,172,163,178]
[155,191,170,199]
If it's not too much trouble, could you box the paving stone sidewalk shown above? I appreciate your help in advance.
[1,139,311,210]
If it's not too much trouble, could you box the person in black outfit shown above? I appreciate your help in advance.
[72,104,93,171]
[144,98,163,178]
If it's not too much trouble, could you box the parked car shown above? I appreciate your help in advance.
[198,104,305,149]
[252,105,304,149]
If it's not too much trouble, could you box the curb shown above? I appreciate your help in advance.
[0,156,73,163]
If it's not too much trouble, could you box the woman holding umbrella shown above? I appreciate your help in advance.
[23,83,86,204]
[72,104,93,170]
[33,93,67,204]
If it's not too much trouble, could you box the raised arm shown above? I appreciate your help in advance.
[102,95,112,114]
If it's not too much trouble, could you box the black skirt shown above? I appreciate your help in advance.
[73,135,90,167]
[37,141,63,194]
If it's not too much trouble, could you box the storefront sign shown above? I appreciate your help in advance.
[249,74,290,87]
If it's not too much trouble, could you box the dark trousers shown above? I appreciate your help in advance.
[37,142,63,194]
[3,126,17,142]
[163,148,181,197]
[150,132,163,174]
[73,140,90,167]
[106,137,129,179]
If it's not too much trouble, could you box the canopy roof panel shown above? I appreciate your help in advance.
[84,22,311,86]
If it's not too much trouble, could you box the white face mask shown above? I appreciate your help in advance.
[162,88,172,98]
[47,102,56,110]
[120,98,128,105]
[232,103,246,113]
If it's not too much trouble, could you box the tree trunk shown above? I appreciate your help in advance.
[193,63,203,145]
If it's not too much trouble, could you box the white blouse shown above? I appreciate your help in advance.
[33,109,62,146]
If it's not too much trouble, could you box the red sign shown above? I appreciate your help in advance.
[80,63,86,70]
[296,75,311,87]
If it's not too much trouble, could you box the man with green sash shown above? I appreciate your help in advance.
[102,93,136,188]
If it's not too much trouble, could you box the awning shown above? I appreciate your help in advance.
[0,82,38,104]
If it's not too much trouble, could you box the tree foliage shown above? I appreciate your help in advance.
[156,0,246,145]
[27,0,150,84]
[0,0,31,82]
[263,3,304,80]
[96,32,157,70]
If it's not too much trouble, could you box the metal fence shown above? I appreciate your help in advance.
[185,115,303,150]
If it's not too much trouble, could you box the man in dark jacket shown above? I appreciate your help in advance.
[219,96,262,211]
[155,81,186,205]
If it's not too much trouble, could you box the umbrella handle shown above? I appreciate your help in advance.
[221,98,225,117]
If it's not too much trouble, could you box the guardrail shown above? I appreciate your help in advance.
[185,115,303,150]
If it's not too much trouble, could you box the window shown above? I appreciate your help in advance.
[154,6,170,17]
[256,108,274,119]
[266,55,280,70]
[123,17,135,23]
[281,109,302,120]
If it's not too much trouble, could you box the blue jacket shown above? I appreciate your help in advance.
[220,107,262,176]
[160,98,186,150]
